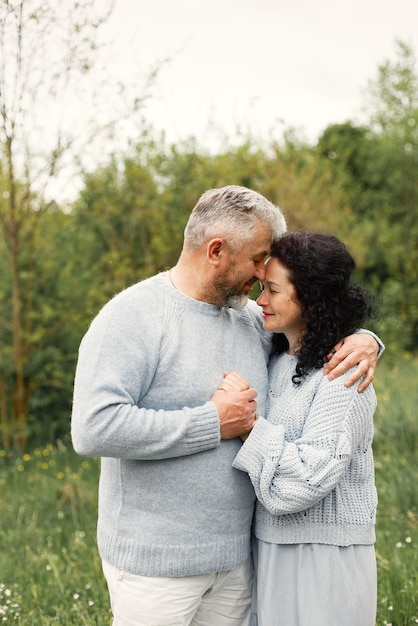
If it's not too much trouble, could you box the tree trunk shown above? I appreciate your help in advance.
[0,374,10,449]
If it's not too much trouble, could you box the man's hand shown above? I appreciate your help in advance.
[211,381,258,439]
[323,333,379,392]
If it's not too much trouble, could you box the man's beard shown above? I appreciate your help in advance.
[213,276,250,309]
[226,293,249,309]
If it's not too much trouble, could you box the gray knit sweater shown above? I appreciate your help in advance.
[71,272,271,577]
[233,353,377,546]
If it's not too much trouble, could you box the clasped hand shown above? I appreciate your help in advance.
[211,372,257,440]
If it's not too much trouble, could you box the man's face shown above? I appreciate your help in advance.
[214,221,272,308]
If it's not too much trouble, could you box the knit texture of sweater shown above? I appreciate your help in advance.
[71,272,271,577]
[233,353,377,547]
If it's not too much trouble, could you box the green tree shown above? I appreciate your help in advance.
[365,39,418,134]
[314,41,418,353]
[0,0,159,448]
[360,42,417,352]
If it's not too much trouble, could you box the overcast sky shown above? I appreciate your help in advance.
[101,0,418,147]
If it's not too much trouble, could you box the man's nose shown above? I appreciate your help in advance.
[254,264,266,281]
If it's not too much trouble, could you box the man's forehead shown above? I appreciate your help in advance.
[251,236,272,256]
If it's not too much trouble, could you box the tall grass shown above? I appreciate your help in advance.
[0,443,108,624]
[0,357,417,624]
[372,356,418,625]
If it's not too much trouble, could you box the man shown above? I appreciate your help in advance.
[71,186,381,626]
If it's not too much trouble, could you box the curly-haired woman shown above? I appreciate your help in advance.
[224,231,378,626]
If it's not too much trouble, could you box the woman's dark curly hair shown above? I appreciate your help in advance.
[270,231,375,384]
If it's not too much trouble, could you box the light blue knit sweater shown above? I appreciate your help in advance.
[71,272,271,577]
[233,353,377,546]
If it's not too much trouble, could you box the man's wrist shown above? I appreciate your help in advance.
[356,329,385,357]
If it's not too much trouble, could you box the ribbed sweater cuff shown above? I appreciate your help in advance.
[184,402,221,453]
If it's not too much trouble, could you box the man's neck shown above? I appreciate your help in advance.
[169,261,207,302]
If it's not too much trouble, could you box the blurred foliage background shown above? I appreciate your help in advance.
[0,0,417,448]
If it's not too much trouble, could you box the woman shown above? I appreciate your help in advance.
[224,231,378,626]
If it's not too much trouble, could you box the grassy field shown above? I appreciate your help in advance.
[0,357,417,624]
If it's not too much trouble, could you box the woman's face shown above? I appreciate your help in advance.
[256,257,305,350]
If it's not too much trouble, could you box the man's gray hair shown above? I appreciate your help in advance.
[184,185,287,250]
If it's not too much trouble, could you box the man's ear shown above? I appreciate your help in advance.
[206,238,225,265]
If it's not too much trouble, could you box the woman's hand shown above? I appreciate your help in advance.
[218,371,251,392]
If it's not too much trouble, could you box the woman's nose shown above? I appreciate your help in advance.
[256,291,267,307]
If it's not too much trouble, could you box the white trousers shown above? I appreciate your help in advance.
[102,557,253,626]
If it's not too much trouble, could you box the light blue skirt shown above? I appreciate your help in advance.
[250,540,377,626]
